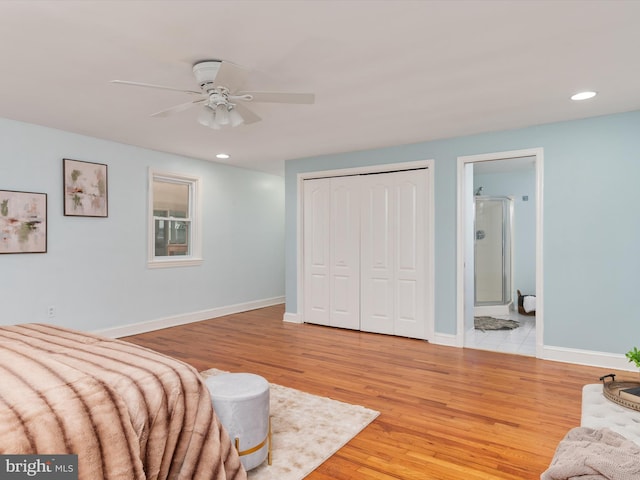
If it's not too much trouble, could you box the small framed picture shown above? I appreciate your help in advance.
[63,158,108,217]
[0,189,47,254]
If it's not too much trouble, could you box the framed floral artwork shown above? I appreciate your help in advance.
[63,158,108,217]
[0,189,47,254]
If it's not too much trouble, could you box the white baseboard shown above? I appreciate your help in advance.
[542,345,636,372]
[432,334,635,372]
[431,332,460,347]
[94,296,285,338]
[283,312,302,324]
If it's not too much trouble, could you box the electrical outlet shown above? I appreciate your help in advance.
[47,306,55,318]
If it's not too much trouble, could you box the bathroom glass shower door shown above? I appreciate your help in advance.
[474,196,513,306]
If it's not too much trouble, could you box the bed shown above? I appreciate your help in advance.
[0,323,246,480]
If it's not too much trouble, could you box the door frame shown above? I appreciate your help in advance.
[295,159,435,340]
[456,148,544,356]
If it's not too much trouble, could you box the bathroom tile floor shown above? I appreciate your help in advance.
[465,311,536,356]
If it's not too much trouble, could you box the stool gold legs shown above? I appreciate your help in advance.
[268,415,272,465]
[234,416,273,467]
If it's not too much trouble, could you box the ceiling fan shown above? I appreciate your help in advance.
[111,60,315,129]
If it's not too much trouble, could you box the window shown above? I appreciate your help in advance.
[148,170,202,268]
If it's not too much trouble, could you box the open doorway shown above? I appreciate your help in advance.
[456,149,543,357]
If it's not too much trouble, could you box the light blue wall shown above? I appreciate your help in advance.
[0,118,284,331]
[474,169,536,297]
[285,110,640,354]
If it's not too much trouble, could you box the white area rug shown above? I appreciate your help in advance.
[201,368,379,480]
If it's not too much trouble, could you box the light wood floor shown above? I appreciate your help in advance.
[124,304,623,480]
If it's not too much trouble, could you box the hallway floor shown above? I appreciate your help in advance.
[465,310,536,356]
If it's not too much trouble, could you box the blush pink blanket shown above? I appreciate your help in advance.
[0,323,246,480]
[541,427,640,480]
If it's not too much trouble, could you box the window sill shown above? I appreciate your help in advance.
[147,257,203,269]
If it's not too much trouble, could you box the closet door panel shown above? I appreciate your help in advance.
[303,178,331,326]
[394,170,426,339]
[330,177,360,329]
[397,179,418,271]
[397,279,417,321]
[361,177,395,335]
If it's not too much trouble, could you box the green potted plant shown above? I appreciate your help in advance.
[625,347,640,375]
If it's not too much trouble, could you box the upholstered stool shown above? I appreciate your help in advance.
[582,384,640,446]
[205,373,271,470]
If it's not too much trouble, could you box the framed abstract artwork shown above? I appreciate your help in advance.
[63,158,108,217]
[0,190,47,254]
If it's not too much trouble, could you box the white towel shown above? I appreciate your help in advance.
[523,295,536,313]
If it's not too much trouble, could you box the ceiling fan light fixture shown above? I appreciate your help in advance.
[228,107,245,127]
[215,103,230,125]
[192,61,222,87]
[114,59,314,129]
[197,105,215,127]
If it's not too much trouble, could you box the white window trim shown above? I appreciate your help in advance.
[148,168,203,268]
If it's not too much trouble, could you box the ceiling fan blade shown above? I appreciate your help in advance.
[150,98,206,117]
[213,61,250,93]
[234,91,315,104]
[110,80,202,95]
[233,102,262,124]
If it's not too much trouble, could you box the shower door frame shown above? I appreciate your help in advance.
[473,195,514,309]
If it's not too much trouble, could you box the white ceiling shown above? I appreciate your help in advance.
[1,1,639,177]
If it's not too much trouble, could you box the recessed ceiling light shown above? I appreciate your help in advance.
[571,91,597,101]
[216,153,230,159]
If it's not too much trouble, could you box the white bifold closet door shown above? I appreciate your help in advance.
[303,169,428,339]
[360,169,426,338]
[303,176,360,329]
